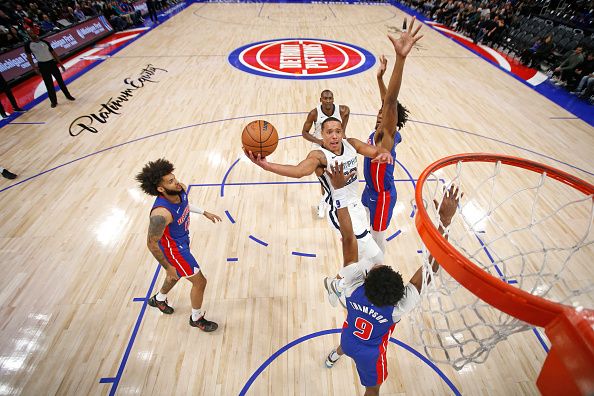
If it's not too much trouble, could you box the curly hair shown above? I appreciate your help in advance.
[396,102,409,130]
[135,158,174,196]
[364,265,405,307]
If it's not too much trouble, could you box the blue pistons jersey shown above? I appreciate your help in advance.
[340,284,397,386]
[363,130,401,194]
[151,189,191,244]
[341,284,397,348]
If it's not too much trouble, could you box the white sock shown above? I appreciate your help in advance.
[371,230,386,254]
[329,350,341,361]
[319,194,326,207]
[156,292,167,301]
[0,167,4,173]
[192,308,204,321]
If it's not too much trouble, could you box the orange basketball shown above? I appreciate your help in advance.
[242,120,279,158]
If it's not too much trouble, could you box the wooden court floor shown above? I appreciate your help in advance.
[0,2,592,395]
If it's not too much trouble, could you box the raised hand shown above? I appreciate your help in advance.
[376,54,387,78]
[388,17,424,58]
[433,184,463,227]
[370,151,394,165]
[325,161,356,190]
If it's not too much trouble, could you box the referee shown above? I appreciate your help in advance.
[25,31,75,108]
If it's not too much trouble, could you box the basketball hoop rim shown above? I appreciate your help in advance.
[414,153,594,328]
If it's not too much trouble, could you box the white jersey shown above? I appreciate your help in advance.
[317,140,381,264]
[317,139,359,209]
[313,104,342,140]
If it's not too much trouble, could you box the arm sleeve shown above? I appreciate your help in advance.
[189,204,204,215]
[392,283,421,323]
[340,258,376,297]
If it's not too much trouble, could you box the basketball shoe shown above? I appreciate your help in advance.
[323,277,345,308]
[148,294,174,314]
[189,314,218,332]
[325,349,342,368]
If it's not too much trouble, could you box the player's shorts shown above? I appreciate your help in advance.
[341,330,394,387]
[327,201,381,262]
[158,237,200,278]
[362,186,397,232]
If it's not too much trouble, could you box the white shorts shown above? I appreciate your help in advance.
[327,201,381,263]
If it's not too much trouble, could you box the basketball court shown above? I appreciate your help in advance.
[0,2,592,395]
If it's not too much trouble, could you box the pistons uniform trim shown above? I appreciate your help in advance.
[159,228,192,277]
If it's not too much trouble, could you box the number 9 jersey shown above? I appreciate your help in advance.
[340,272,420,387]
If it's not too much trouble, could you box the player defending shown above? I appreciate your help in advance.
[302,90,350,218]
[363,17,422,254]
[136,159,222,332]
[323,162,460,396]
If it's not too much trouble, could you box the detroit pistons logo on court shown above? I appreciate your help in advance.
[228,38,375,80]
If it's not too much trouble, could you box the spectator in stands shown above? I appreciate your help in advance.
[102,4,127,31]
[452,3,471,31]
[62,6,77,24]
[0,27,20,48]
[0,10,14,28]
[434,0,457,26]
[485,16,506,47]
[80,2,97,17]
[10,26,28,43]
[552,46,585,87]
[73,5,86,22]
[39,14,58,33]
[147,0,158,24]
[521,34,554,69]
[109,1,134,26]
[570,52,594,91]
[461,6,481,36]
[572,71,594,99]
[14,5,29,21]
[474,14,496,44]
[28,3,43,21]
[22,17,40,36]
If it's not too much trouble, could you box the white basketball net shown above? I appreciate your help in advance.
[408,159,594,370]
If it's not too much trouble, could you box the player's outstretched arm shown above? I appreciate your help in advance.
[189,204,222,223]
[246,150,322,179]
[325,161,358,266]
[301,109,322,146]
[347,137,393,164]
[409,185,461,292]
[339,105,350,137]
[147,207,180,281]
[376,54,388,102]
[378,18,423,142]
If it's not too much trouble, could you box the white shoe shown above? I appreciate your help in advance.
[323,277,338,307]
[317,202,325,218]
[323,277,345,308]
[325,349,341,368]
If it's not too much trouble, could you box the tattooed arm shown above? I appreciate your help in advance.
[147,207,180,280]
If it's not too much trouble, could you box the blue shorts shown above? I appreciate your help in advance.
[341,332,392,387]
[158,236,200,278]
[362,186,397,232]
